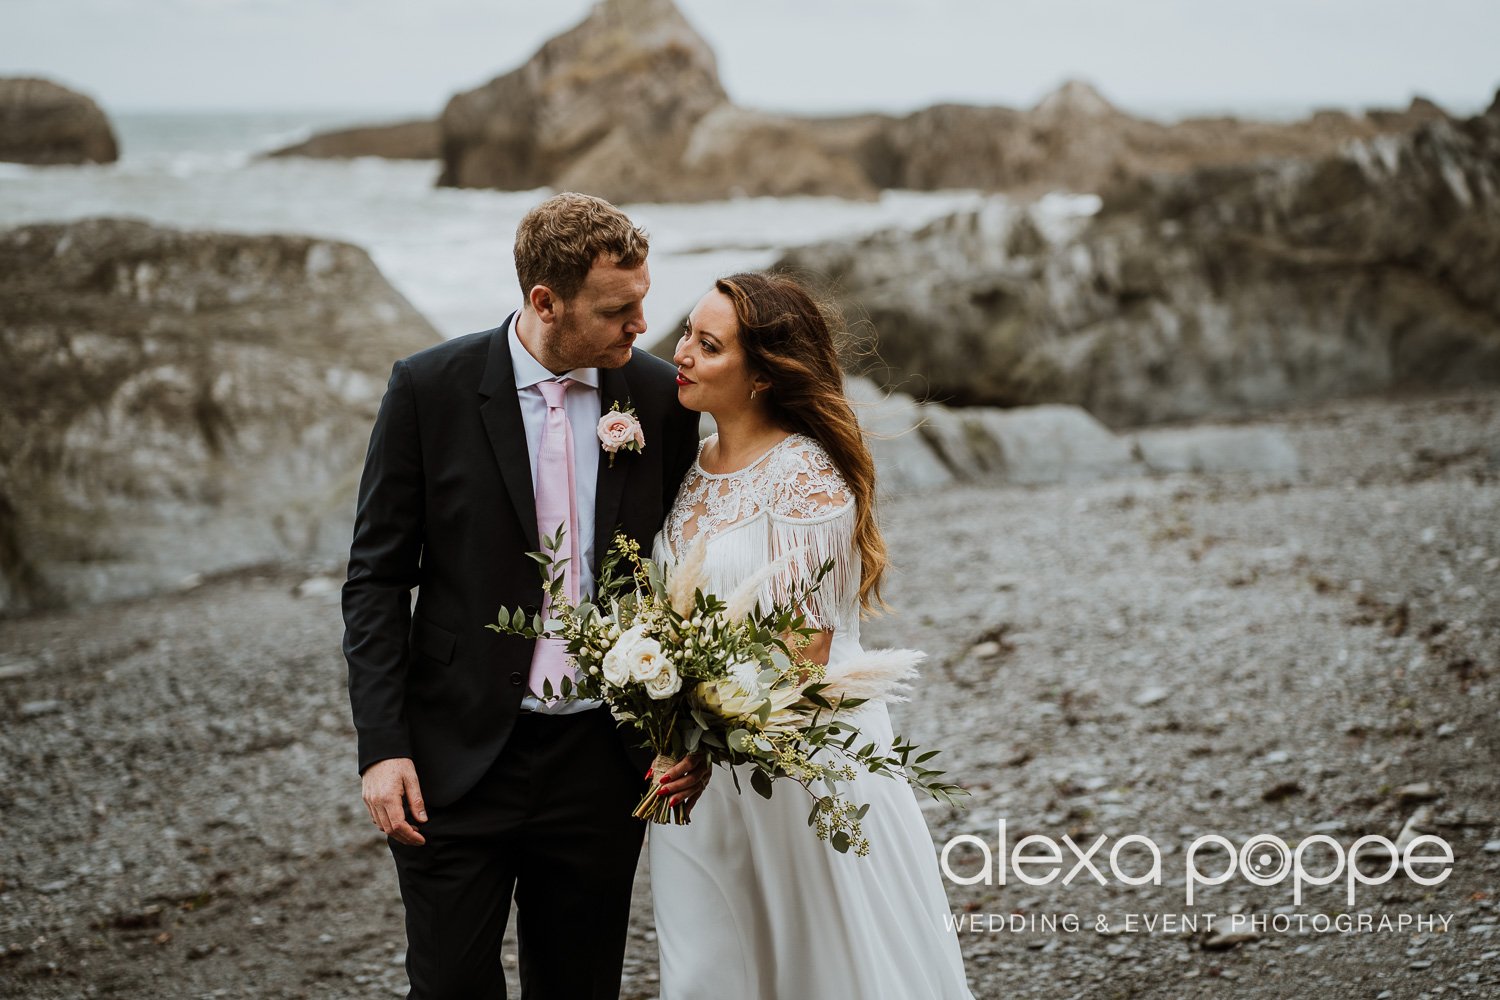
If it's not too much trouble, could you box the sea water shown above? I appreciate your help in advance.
[0,110,1013,344]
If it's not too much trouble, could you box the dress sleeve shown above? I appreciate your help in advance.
[763,440,861,632]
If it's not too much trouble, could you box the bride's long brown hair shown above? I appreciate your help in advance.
[714,272,888,612]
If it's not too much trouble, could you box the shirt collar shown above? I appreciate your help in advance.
[508,310,600,391]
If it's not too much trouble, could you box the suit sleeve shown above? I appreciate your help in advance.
[342,359,424,774]
[661,400,700,516]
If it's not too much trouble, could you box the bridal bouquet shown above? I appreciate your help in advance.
[486,528,966,855]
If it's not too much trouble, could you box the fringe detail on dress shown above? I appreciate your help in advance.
[723,545,803,623]
[765,506,860,632]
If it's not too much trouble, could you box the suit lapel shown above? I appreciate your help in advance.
[477,315,539,550]
[593,363,632,572]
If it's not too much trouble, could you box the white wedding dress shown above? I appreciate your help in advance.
[649,433,973,1000]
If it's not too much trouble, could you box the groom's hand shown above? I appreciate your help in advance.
[362,758,428,845]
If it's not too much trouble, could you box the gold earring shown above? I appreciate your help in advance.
[749,389,757,400]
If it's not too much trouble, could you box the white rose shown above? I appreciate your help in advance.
[601,624,648,686]
[626,637,666,682]
[643,661,682,700]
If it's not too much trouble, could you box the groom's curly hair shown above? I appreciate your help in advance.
[514,192,649,302]
[715,272,889,613]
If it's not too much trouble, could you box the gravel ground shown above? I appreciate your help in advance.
[2,387,1496,999]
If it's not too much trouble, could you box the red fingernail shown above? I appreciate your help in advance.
[670,796,679,807]
[657,787,668,796]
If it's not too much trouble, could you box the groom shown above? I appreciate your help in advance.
[343,193,702,998]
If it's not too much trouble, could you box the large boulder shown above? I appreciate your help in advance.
[1132,425,1300,479]
[438,0,729,200]
[777,199,1092,409]
[266,118,439,160]
[778,94,1500,426]
[849,377,1294,494]
[0,219,440,614]
[0,77,119,165]
[436,0,879,201]
[959,405,1140,484]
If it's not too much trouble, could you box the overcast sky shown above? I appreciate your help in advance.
[5,0,1498,118]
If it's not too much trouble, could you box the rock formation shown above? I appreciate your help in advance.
[775,93,1500,426]
[825,87,1445,199]
[0,77,119,165]
[424,0,1448,203]
[850,378,1298,495]
[0,219,439,614]
[266,119,439,160]
[438,0,729,200]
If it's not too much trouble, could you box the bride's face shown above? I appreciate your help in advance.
[673,290,770,415]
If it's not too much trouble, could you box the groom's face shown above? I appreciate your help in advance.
[548,257,650,370]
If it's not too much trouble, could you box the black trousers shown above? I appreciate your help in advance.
[389,708,648,999]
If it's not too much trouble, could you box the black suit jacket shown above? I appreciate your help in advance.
[342,315,700,807]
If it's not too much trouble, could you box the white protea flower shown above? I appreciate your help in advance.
[728,657,762,691]
[693,677,759,723]
[694,658,806,728]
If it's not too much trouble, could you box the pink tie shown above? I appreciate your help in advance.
[528,378,581,700]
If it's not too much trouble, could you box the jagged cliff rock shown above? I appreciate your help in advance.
[776,94,1500,426]
[0,219,439,614]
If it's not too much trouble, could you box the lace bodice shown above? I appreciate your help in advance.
[656,433,861,633]
[667,433,852,547]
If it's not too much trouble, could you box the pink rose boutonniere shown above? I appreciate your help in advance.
[597,402,645,467]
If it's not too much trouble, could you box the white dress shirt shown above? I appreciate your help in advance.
[509,313,605,715]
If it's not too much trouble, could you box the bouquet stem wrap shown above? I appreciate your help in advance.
[636,753,690,825]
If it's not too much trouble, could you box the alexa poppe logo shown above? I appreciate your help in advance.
[940,819,1455,906]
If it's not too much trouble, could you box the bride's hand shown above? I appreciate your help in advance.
[652,753,710,817]
[793,630,833,685]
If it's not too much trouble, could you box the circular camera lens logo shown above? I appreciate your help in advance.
[1240,834,1293,885]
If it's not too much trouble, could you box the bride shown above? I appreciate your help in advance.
[647,272,973,999]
